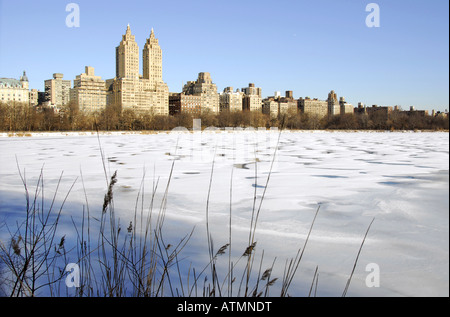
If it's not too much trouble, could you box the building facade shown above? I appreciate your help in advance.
[242,83,262,112]
[169,92,202,116]
[70,66,107,113]
[29,89,39,106]
[262,98,279,118]
[219,87,244,112]
[339,97,354,115]
[262,91,297,118]
[116,24,139,80]
[280,91,298,115]
[108,25,169,115]
[0,71,29,104]
[327,90,340,116]
[44,73,71,108]
[143,28,163,85]
[365,105,393,120]
[298,97,328,118]
[182,72,219,114]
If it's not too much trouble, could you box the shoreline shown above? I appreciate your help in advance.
[1,129,449,138]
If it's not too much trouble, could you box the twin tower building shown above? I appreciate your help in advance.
[74,25,247,115]
[106,24,169,115]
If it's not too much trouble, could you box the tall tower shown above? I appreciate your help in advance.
[20,71,29,89]
[108,25,169,116]
[116,24,139,79]
[327,90,339,115]
[143,28,163,85]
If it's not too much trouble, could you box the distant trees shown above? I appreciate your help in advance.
[0,101,448,132]
[0,101,44,131]
[325,114,359,130]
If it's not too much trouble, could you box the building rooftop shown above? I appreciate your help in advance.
[0,78,23,88]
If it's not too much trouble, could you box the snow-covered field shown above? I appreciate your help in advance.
[0,130,448,296]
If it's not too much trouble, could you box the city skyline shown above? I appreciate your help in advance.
[0,0,448,111]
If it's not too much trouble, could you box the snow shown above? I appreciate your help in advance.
[0,130,448,296]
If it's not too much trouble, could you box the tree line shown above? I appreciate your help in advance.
[0,101,448,132]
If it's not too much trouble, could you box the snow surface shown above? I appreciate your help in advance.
[0,130,448,296]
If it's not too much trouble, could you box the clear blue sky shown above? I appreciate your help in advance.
[1,0,448,111]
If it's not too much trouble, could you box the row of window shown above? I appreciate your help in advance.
[1,93,23,97]
[1,97,25,101]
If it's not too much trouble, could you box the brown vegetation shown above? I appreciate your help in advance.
[0,101,448,132]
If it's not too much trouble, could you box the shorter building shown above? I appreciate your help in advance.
[219,87,244,112]
[169,92,202,116]
[242,83,262,112]
[37,91,46,105]
[354,102,367,115]
[262,91,297,118]
[366,105,393,120]
[403,106,429,117]
[29,89,39,106]
[298,97,328,118]
[0,71,29,104]
[70,66,107,113]
[433,111,449,118]
[182,72,219,114]
[262,98,279,118]
[280,91,297,116]
[44,73,71,108]
[107,77,169,115]
[339,97,354,115]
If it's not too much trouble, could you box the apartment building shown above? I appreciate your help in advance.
[44,73,71,108]
[219,87,244,112]
[169,92,202,116]
[70,66,107,113]
[298,97,328,118]
[108,25,169,115]
[242,83,262,112]
[182,72,219,114]
[262,91,297,118]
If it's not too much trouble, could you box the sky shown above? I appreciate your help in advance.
[0,0,448,111]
